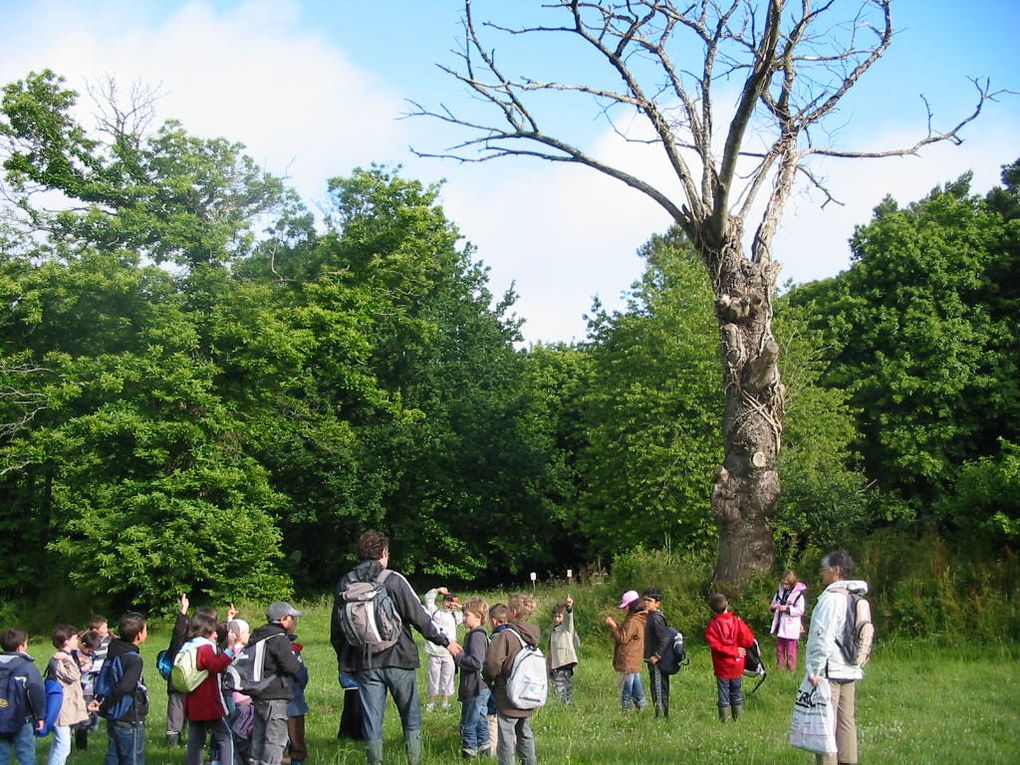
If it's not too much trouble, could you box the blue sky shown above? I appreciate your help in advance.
[1,0,1017,344]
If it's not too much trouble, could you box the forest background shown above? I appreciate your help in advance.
[0,71,1017,643]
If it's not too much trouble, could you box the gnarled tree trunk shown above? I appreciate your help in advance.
[709,242,783,584]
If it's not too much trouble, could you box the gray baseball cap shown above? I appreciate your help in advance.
[266,601,303,621]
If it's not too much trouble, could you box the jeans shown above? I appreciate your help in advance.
[716,676,744,709]
[355,667,421,742]
[46,724,71,765]
[495,713,536,765]
[648,664,670,717]
[459,688,490,752]
[105,721,145,765]
[251,699,288,765]
[0,721,36,765]
[619,671,646,710]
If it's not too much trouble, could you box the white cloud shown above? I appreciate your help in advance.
[1,0,1016,347]
[0,0,407,209]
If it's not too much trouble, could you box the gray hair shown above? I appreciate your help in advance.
[821,550,855,578]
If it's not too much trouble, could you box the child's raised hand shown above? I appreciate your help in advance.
[227,602,238,621]
[179,593,190,614]
[604,616,617,629]
[565,595,574,608]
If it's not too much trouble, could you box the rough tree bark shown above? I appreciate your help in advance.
[410,0,1000,585]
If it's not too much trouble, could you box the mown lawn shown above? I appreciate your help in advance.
[39,597,1020,765]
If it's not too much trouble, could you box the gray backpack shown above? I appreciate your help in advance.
[338,569,402,653]
[504,628,547,710]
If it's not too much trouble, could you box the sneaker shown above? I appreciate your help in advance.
[441,701,451,711]
[461,748,477,759]
[426,702,436,712]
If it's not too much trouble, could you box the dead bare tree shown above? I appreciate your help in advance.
[409,0,1003,584]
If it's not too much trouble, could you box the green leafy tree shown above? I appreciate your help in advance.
[577,231,722,554]
[793,166,1020,520]
[1,70,296,268]
[772,295,872,554]
[0,250,289,605]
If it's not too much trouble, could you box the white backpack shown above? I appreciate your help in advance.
[504,628,547,710]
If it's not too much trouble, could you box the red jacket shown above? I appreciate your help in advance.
[705,612,755,680]
[183,639,232,721]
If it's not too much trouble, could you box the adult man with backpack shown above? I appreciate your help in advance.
[331,530,462,765]
[0,628,45,765]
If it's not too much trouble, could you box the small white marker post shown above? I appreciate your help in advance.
[530,571,537,592]
[566,568,573,584]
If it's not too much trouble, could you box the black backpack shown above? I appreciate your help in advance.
[654,613,689,675]
[742,638,767,695]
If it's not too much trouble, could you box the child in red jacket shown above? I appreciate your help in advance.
[704,593,755,723]
[183,612,238,765]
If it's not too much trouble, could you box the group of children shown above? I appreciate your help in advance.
[1,569,810,765]
[0,600,308,765]
[420,591,541,762]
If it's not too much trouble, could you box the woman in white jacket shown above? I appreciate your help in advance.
[805,550,868,765]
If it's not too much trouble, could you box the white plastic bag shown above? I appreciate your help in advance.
[789,675,837,755]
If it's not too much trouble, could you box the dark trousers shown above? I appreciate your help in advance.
[648,663,670,717]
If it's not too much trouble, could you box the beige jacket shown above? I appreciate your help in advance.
[49,652,89,727]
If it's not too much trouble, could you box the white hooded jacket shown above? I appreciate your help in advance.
[805,579,868,681]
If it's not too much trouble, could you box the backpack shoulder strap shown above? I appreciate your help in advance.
[376,568,395,584]
[506,627,529,648]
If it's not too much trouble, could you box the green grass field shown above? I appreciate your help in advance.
[38,596,1020,765]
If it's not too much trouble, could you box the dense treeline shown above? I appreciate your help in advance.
[1,71,1017,619]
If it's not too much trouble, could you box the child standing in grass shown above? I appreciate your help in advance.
[484,594,540,765]
[73,630,102,752]
[705,593,755,722]
[642,588,672,719]
[92,612,148,765]
[485,604,509,758]
[604,590,648,712]
[182,612,237,765]
[422,587,463,712]
[456,599,490,759]
[46,625,89,765]
[285,630,309,765]
[0,627,46,765]
[770,570,807,672]
[547,596,578,704]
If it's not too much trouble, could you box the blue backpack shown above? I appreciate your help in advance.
[0,664,28,737]
[155,650,173,682]
[94,655,146,720]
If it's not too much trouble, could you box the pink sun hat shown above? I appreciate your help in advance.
[618,589,640,609]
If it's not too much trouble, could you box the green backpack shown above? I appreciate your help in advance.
[170,639,209,693]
